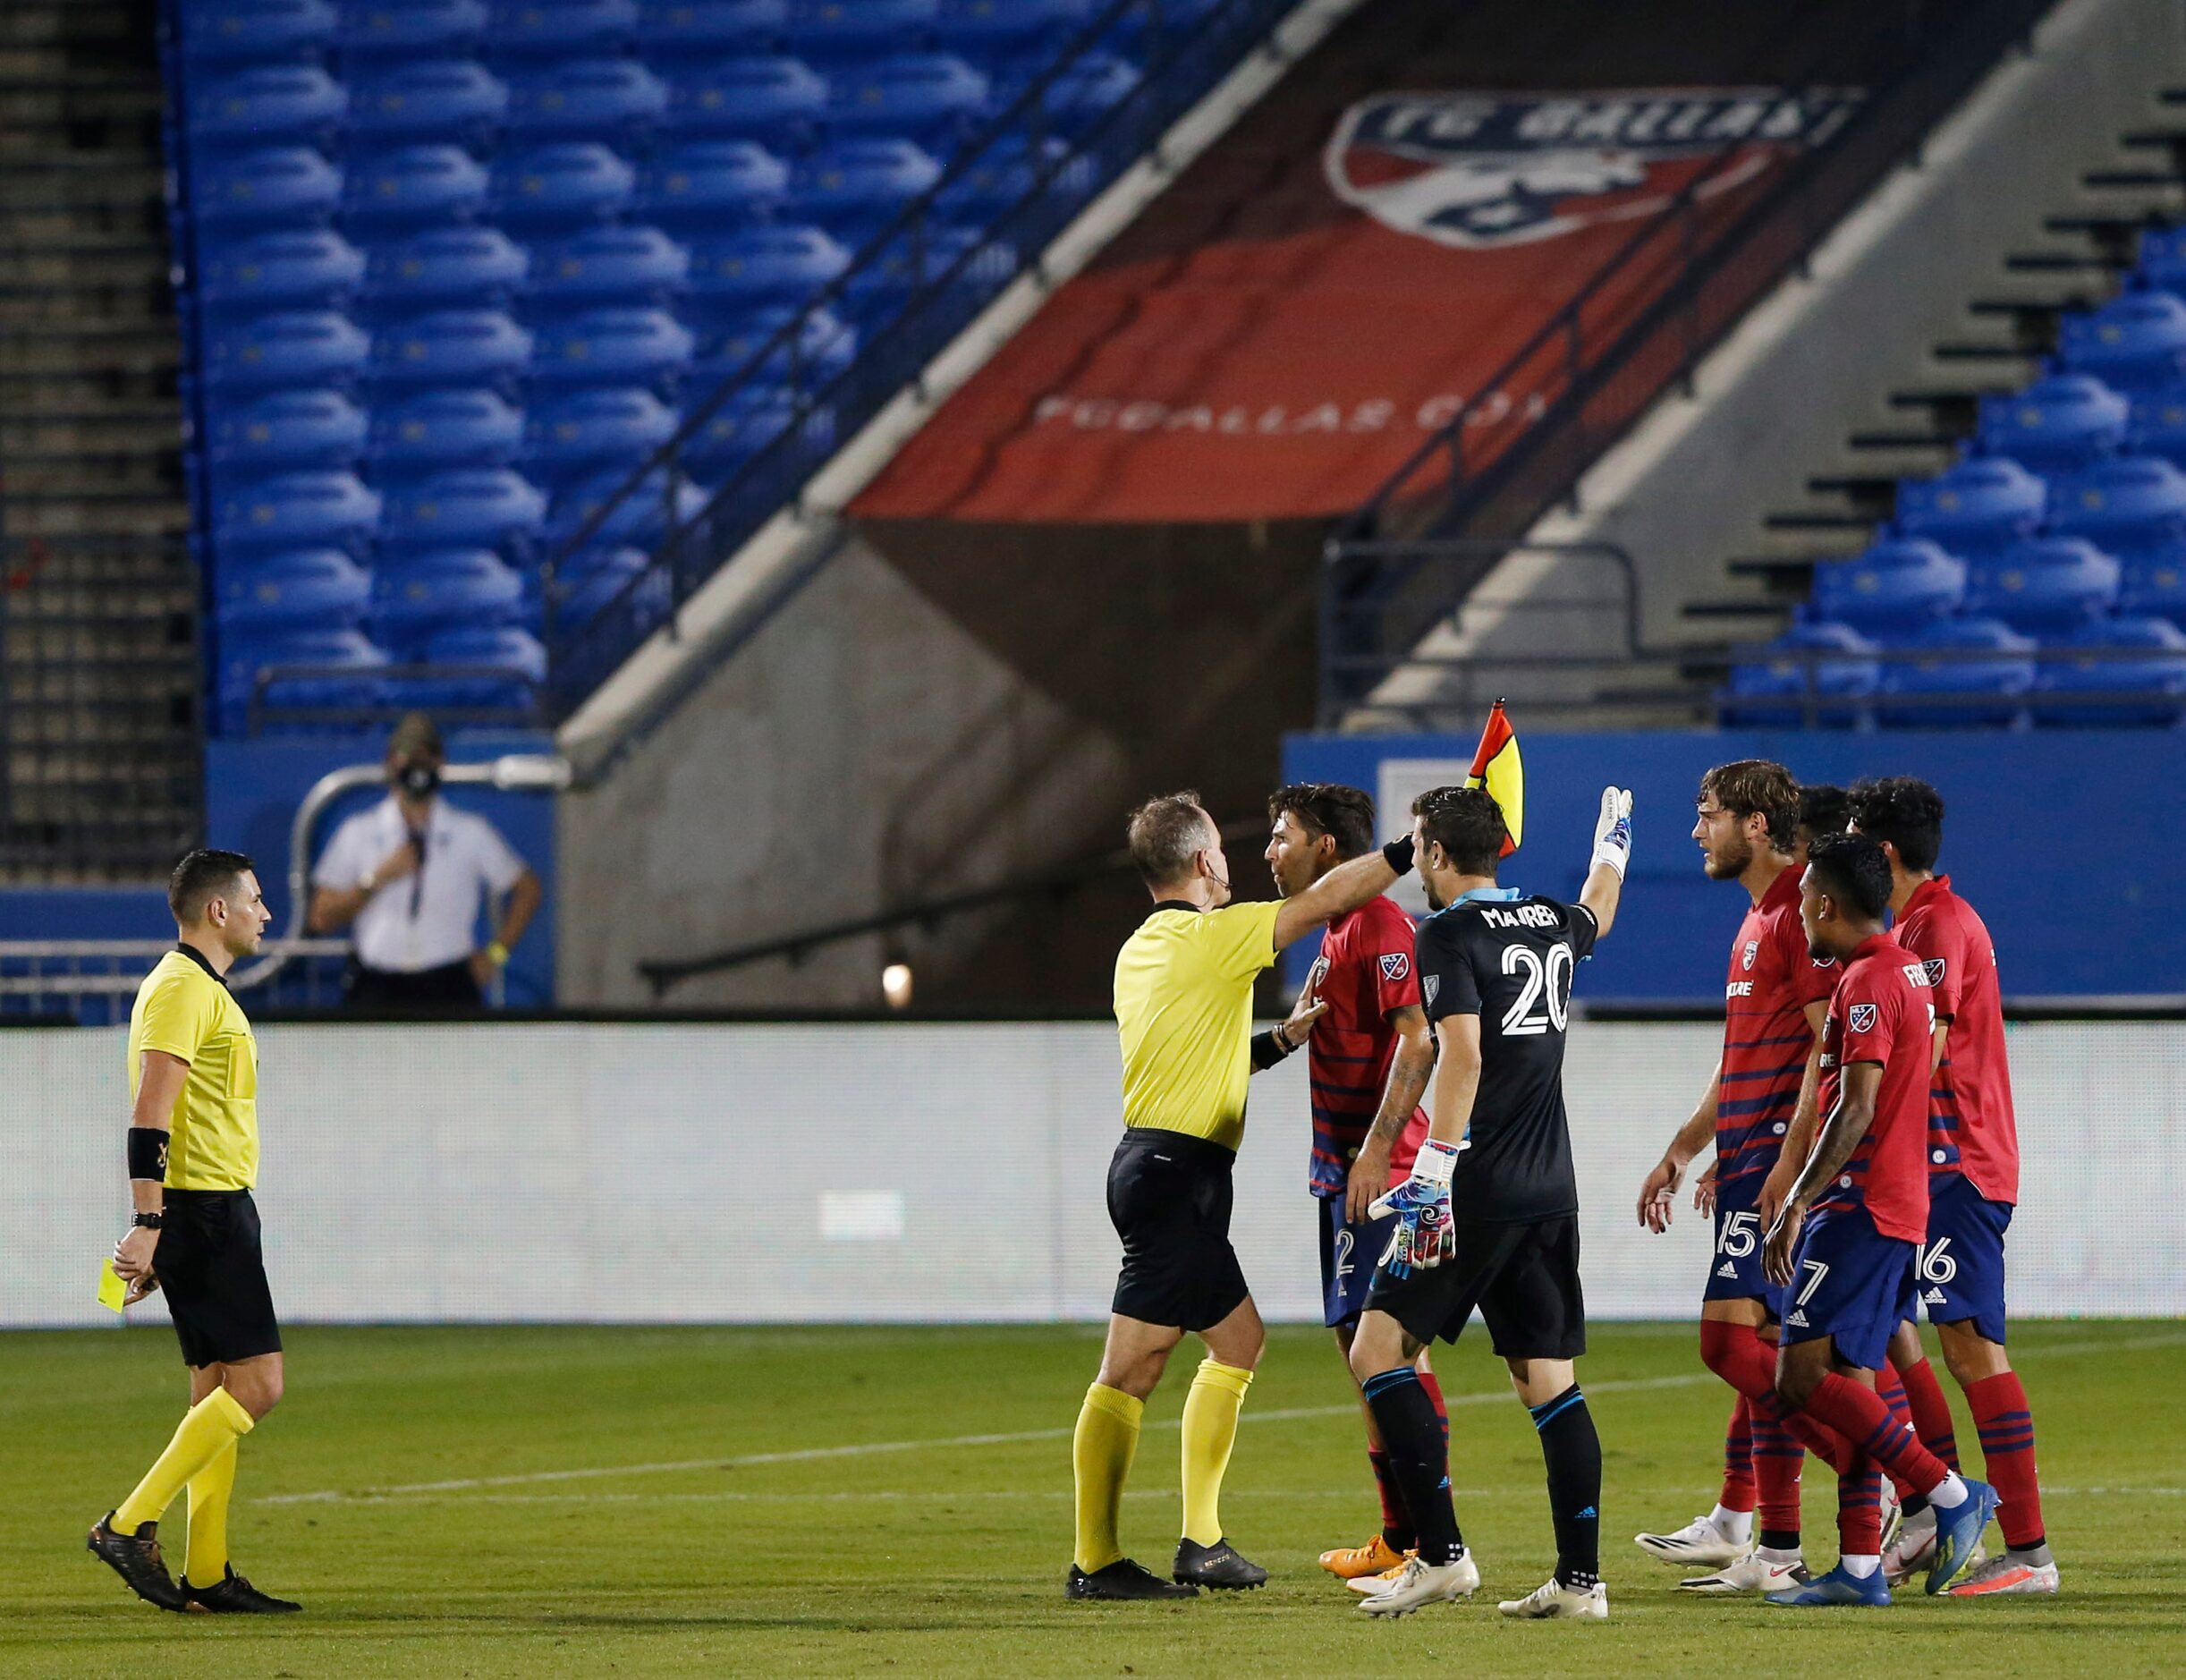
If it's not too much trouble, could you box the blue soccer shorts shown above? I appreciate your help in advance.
[1910,1173,2012,1345]
[1778,1205,1919,1373]
[1702,1174,1784,1317]
[1318,1193,1400,1329]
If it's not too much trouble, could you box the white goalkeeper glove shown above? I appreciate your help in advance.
[1370,1138,1462,1277]
[1590,785,1635,878]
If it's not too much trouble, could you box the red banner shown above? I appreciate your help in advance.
[853,89,1859,523]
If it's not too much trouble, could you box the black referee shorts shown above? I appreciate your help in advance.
[155,1189,282,1369]
[1106,1128,1250,1334]
[1365,1214,1586,1361]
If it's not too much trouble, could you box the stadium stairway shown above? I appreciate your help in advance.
[0,0,201,881]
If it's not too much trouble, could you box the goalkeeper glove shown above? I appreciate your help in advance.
[1370,1138,1462,1278]
[1591,785,1635,878]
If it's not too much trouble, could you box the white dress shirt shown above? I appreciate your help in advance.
[312,794,528,973]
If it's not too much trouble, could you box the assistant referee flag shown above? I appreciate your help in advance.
[1466,699,1522,856]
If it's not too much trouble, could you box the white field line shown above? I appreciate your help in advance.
[261,1330,2186,1508]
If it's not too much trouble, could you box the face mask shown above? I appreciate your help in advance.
[397,761,441,799]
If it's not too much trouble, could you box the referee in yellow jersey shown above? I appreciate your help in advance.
[89,849,301,1615]
[1068,792,1418,1599]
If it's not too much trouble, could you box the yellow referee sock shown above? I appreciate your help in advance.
[1180,1358,1253,1546]
[1072,1383,1144,1574]
[114,1387,254,1536]
[184,1440,238,1586]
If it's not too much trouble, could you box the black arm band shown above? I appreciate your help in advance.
[1380,834,1416,876]
[127,1127,169,1184]
[1250,1028,1293,1071]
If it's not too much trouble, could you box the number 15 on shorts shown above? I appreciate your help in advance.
[1718,1211,1759,1258]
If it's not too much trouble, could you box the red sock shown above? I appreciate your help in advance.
[1368,1448,1413,1550]
[1965,1371,2044,1549]
[1419,1370,1448,1447]
[1894,1356,1962,1472]
[1799,1371,1949,1497]
[1718,1396,1757,1515]
[1748,1393,1806,1539]
[1700,1319,1851,1475]
[1836,1457,1885,1557]
[1872,1365,1919,1498]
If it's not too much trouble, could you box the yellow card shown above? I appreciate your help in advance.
[97,1260,129,1314]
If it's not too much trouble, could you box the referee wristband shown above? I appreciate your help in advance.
[1249,1028,1294,1071]
[1380,834,1416,876]
[126,1126,169,1183]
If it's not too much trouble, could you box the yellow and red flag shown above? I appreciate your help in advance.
[1464,700,1522,857]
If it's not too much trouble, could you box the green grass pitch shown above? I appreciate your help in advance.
[5,1319,2181,1677]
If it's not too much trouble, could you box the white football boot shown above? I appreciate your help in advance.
[1498,1576,1609,1620]
[1947,1551,2060,1597]
[1356,1551,1480,1617]
[1633,1513,1745,1566]
[1679,1548,1809,1595]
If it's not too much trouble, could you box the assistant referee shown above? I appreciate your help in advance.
[89,849,301,1616]
[1067,791,1416,1601]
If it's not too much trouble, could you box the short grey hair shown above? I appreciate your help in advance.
[1127,791,1215,887]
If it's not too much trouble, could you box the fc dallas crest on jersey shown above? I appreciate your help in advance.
[1742,939,1759,971]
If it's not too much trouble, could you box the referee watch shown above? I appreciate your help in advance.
[130,1211,164,1230]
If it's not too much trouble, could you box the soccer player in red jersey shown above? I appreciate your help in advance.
[1759,832,1997,1606]
[1634,763,1838,1592]
[1262,785,1441,1585]
[1848,777,2055,1594]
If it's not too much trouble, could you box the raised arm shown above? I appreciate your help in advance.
[1580,785,1633,941]
[1763,1058,1881,1286]
[1270,840,1408,952]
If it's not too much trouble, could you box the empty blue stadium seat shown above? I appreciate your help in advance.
[785,0,938,59]
[692,303,854,386]
[2045,455,2186,558]
[526,225,690,310]
[1809,538,1966,632]
[2031,615,2186,726]
[489,142,637,231]
[2119,549,2186,626]
[787,136,942,230]
[217,547,373,630]
[935,0,1101,47]
[198,228,367,312]
[369,387,527,471]
[183,0,339,63]
[1892,457,2045,557]
[202,309,372,390]
[686,224,849,309]
[364,226,531,309]
[934,132,1090,216]
[506,57,669,143]
[2054,293,2186,392]
[1874,617,2037,727]
[372,548,528,646]
[487,0,640,58]
[341,144,491,230]
[335,0,490,61]
[681,387,828,475]
[1004,48,1137,135]
[637,140,790,226]
[823,52,989,140]
[397,625,548,713]
[1961,538,2122,632]
[546,464,709,547]
[1719,621,1879,728]
[657,56,828,140]
[381,468,551,551]
[1972,374,2128,472]
[522,386,680,474]
[196,146,343,227]
[369,309,534,388]
[2137,226,2186,296]
[637,0,789,55]
[530,306,697,388]
[540,543,668,632]
[347,61,511,149]
[837,218,1010,321]
[218,627,390,734]
[214,469,383,553]
[205,388,370,471]
[188,64,348,148]
[2126,386,2186,470]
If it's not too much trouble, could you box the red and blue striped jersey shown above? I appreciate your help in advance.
[1894,876,2019,1205]
[1717,865,1836,1192]
[1813,932,1936,1243]
[1305,895,1430,1198]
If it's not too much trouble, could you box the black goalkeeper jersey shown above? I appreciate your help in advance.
[1414,888,1598,1225]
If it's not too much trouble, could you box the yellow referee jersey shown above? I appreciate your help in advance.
[1113,899,1284,1151]
[127,946,259,1192]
